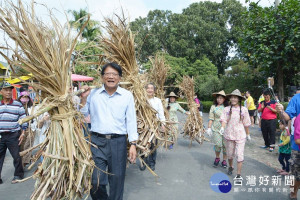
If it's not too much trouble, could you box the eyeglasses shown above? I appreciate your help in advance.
[103,72,119,77]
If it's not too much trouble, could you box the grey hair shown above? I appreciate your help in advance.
[145,83,156,91]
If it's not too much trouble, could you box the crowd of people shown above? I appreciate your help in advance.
[207,86,300,199]
[0,62,299,200]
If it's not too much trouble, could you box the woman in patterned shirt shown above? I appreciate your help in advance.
[206,90,229,168]
[220,89,251,183]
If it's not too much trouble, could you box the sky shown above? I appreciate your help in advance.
[0,0,275,25]
[0,0,276,62]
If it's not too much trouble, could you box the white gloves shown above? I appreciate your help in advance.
[247,134,251,141]
[206,128,212,137]
[219,127,224,135]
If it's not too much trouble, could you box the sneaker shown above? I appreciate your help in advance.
[169,144,173,150]
[150,165,155,171]
[228,167,234,175]
[139,164,146,171]
[260,146,268,149]
[213,158,220,167]
[221,160,227,168]
[269,147,274,152]
[0,178,3,184]
[277,169,285,173]
[11,176,22,184]
[280,171,289,175]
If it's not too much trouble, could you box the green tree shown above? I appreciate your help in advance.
[69,9,101,41]
[195,75,222,100]
[147,53,220,100]
[187,56,218,76]
[131,0,246,74]
[131,10,173,63]
[238,0,300,100]
[221,59,265,99]
[73,41,102,78]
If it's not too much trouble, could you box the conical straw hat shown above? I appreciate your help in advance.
[226,89,245,99]
[166,92,178,98]
[212,90,226,98]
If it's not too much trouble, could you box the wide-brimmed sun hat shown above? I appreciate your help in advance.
[166,92,178,98]
[212,90,226,98]
[226,89,245,100]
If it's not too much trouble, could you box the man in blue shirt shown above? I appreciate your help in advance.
[277,93,300,199]
[80,63,138,200]
[0,82,28,184]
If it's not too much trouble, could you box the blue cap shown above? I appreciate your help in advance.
[0,82,14,89]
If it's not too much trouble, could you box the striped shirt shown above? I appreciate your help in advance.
[0,99,28,132]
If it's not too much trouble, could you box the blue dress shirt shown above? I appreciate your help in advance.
[80,85,138,142]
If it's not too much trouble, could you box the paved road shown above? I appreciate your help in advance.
[0,112,295,199]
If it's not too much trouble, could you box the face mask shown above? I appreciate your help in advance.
[20,98,29,103]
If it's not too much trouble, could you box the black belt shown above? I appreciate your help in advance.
[91,132,124,139]
[0,131,18,136]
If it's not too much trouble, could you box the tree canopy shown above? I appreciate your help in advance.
[238,0,300,100]
[131,0,246,74]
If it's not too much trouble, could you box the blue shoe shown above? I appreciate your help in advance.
[169,144,173,150]
[260,146,268,149]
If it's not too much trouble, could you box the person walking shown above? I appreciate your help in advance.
[139,83,166,171]
[0,82,28,184]
[220,89,251,183]
[206,90,229,168]
[257,93,265,128]
[245,91,256,127]
[80,63,138,200]
[166,92,189,136]
[17,91,37,167]
[166,92,189,149]
[194,95,203,117]
[257,89,278,152]
[276,120,291,176]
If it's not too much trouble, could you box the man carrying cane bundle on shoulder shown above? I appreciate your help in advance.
[276,92,300,200]
[80,63,138,200]
[0,82,28,184]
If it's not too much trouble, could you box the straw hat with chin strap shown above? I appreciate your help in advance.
[226,89,245,100]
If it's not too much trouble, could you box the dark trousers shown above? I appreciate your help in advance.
[83,123,91,137]
[279,153,291,172]
[90,133,127,200]
[148,143,157,167]
[261,119,277,147]
[141,142,157,167]
[0,131,24,178]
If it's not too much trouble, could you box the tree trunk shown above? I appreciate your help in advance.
[277,63,284,101]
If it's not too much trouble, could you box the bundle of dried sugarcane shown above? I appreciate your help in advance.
[148,53,170,116]
[0,1,93,199]
[100,15,170,158]
[179,76,205,145]
[148,53,177,147]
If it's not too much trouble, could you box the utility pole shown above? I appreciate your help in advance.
[275,0,280,7]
